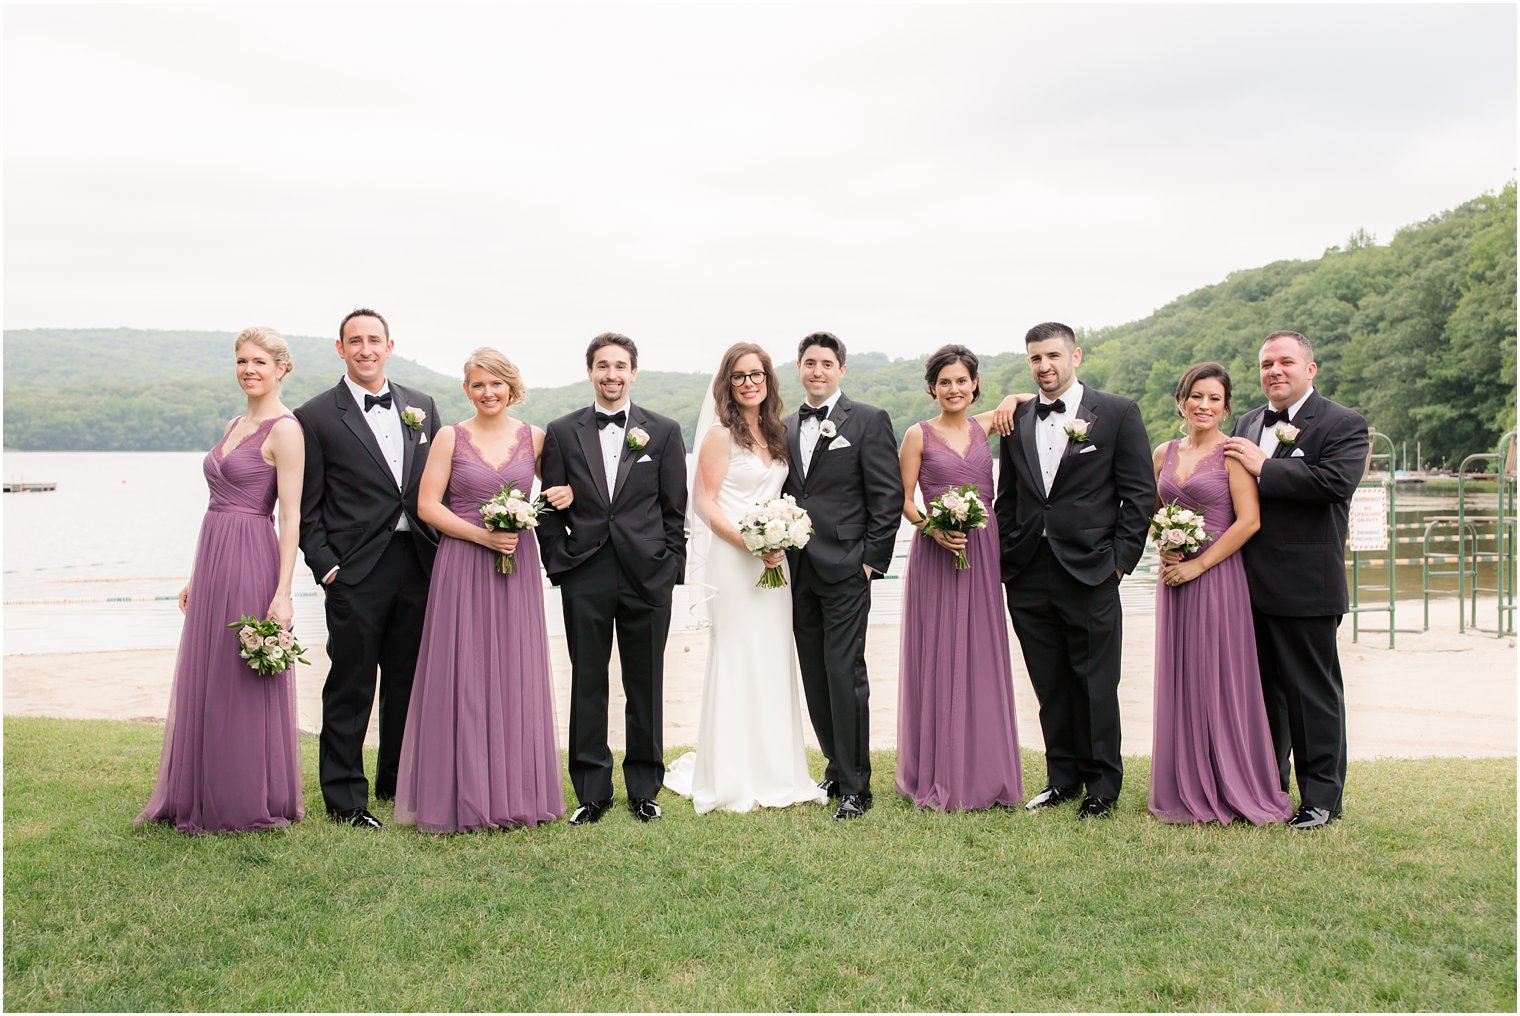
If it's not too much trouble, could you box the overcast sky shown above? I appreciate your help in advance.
[5,3,1515,388]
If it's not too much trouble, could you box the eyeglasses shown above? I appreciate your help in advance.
[729,370,767,387]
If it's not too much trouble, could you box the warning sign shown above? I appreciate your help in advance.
[1349,486,1388,552]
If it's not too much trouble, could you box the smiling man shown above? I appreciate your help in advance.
[1224,330,1369,830]
[994,321,1154,821]
[538,333,688,826]
[295,307,441,830]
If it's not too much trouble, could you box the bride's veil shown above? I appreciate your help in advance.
[684,373,722,628]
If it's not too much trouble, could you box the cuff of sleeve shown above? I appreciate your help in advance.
[322,565,339,584]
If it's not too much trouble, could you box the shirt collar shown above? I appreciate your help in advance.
[593,399,630,418]
[805,390,844,417]
[1277,387,1314,421]
[344,374,390,409]
[1040,380,1083,414]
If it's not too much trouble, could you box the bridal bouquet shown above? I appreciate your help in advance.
[480,482,551,575]
[917,483,989,570]
[228,617,311,676]
[738,494,812,589]
[1150,500,1209,555]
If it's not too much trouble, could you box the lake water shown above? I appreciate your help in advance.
[17,450,1498,654]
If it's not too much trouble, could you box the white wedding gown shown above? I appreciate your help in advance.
[665,435,827,814]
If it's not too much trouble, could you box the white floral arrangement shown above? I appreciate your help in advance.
[917,483,989,570]
[400,407,427,430]
[228,616,311,676]
[1149,499,1209,556]
[738,494,813,588]
[626,427,650,451]
[480,482,551,574]
[1064,418,1090,442]
[1274,422,1300,445]
[818,419,837,440]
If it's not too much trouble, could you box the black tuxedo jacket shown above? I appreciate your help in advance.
[781,394,901,585]
[1233,391,1368,617]
[295,378,441,586]
[995,387,1154,587]
[537,404,688,602]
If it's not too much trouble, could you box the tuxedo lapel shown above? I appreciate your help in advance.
[1049,401,1097,496]
[610,405,643,503]
[785,414,805,491]
[335,382,393,479]
[392,384,418,484]
[1018,401,1042,494]
[1243,408,1266,445]
[807,395,849,482]
[575,409,610,507]
[1275,393,1320,458]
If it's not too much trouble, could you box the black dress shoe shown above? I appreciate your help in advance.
[834,794,870,821]
[1024,785,1081,811]
[629,798,662,822]
[818,779,842,800]
[331,807,382,830]
[569,800,612,826]
[1286,805,1334,830]
[1077,795,1116,820]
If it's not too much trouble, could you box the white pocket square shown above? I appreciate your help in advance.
[828,436,852,450]
[418,432,428,445]
[636,454,653,463]
[1290,448,1305,458]
[1078,444,1098,454]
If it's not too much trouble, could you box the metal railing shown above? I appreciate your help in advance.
[1349,430,1396,647]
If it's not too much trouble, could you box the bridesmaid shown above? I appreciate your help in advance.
[137,327,305,834]
[1150,362,1292,825]
[895,344,1022,811]
[394,348,573,833]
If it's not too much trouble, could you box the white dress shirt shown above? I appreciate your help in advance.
[343,375,409,532]
[595,400,630,500]
[1035,380,1084,496]
[1257,386,1314,459]
[799,390,843,475]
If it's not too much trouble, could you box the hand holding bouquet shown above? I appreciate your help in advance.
[1149,500,1209,555]
[480,482,551,574]
[229,616,311,676]
[916,483,989,570]
[738,494,813,589]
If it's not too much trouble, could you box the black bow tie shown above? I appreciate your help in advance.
[1263,408,1291,427]
[799,403,830,421]
[364,392,393,412]
[1035,399,1066,420]
[596,410,627,430]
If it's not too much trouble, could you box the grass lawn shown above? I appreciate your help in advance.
[4,716,1515,1012]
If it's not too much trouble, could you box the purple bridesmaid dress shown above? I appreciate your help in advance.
[896,420,1022,811]
[394,424,565,832]
[1150,440,1293,825]
[136,415,305,834]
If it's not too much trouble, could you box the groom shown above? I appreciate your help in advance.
[783,332,901,821]
[296,308,440,830]
[1224,330,1368,830]
[538,332,688,825]
[995,321,1153,820]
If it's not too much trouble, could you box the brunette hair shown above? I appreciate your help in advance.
[235,326,293,381]
[712,342,788,463]
[1174,362,1232,418]
[923,344,981,403]
[1262,329,1314,361]
[1024,321,1077,350]
[586,332,638,371]
[797,331,846,365]
[461,347,526,406]
[339,307,389,341]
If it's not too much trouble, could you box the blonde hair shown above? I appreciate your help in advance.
[234,326,293,380]
[461,347,526,406]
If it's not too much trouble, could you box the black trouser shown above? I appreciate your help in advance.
[1252,609,1346,814]
[319,532,428,813]
[561,543,671,804]
[791,554,874,797]
[1004,540,1125,800]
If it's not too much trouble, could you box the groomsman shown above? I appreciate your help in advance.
[995,321,1154,819]
[296,308,440,829]
[538,333,688,825]
[782,332,901,821]
[1224,330,1368,830]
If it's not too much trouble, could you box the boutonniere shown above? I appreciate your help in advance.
[626,427,650,452]
[1274,423,1300,445]
[400,407,426,431]
[1064,418,1090,442]
[818,420,838,440]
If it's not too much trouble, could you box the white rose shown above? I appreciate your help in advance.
[1166,529,1188,546]
[1173,509,1195,524]
[1066,418,1090,438]
[764,518,788,542]
[788,519,811,546]
[742,530,767,552]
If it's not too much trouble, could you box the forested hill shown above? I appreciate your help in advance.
[5,185,1514,465]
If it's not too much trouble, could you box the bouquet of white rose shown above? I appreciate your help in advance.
[480,481,551,575]
[228,616,311,676]
[738,494,813,589]
[1149,499,1209,556]
[916,483,989,570]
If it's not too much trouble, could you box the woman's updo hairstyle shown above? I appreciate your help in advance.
[235,326,293,380]
[922,343,981,403]
[1173,361,1232,419]
[462,347,527,406]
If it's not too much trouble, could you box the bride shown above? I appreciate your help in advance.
[665,343,828,814]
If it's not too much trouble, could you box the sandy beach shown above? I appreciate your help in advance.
[5,597,1513,761]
